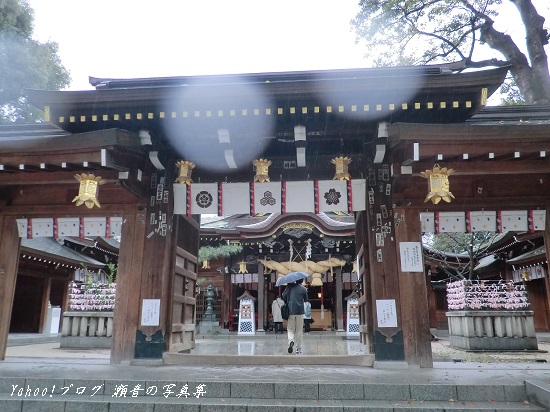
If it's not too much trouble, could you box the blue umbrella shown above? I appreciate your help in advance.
[275,271,309,287]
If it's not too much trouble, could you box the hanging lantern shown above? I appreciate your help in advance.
[175,160,196,185]
[239,261,248,274]
[72,173,105,208]
[201,260,210,269]
[310,272,323,286]
[522,269,530,281]
[253,158,272,182]
[331,156,352,181]
[420,164,455,204]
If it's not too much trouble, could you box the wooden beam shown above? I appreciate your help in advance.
[0,216,21,360]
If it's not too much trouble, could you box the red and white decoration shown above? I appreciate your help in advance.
[174,179,367,216]
[17,217,123,239]
[420,210,546,233]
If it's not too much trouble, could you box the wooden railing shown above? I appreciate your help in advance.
[446,310,538,350]
[62,311,114,337]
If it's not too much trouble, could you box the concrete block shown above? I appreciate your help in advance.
[275,383,318,399]
[25,377,65,394]
[200,397,250,411]
[0,377,25,394]
[154,403,194,412]
[318,383,363,400]
[145,380,188,397]
[64,378,106,396]
[456,384,505,401]
[410,384,456,401]
[0,399,22,412]
[187,381,229,398]
[389,400,445,410]
[22,399,66,412]
[295,399,343,411]
[103,379,147,396]
[364,383,410,400]
[108,401,155,412]
[247,398,296,412]
[64,400,109,412]
[230,382,274,398]
[526,379,550,409]
[342,399,393,411]
[504,384,528,402]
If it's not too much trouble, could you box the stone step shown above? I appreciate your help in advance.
[2,377,548,410]
[0,394,546,412]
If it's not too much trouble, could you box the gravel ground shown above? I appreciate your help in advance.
[431,337,550,363]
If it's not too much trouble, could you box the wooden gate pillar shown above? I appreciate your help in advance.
[393,207,433,368]
[111,210,147,363]
[0,215,21,360]
[334,267,344,331]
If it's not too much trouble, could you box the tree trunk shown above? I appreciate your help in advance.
[480,0,550,104]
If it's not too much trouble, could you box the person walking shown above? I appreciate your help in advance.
[303,300,312,334]
[271,295,285,334]
[282,279,308,354]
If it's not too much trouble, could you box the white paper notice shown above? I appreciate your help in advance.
[376,299,398,328]
[399,242,424,272]
[141,299,161,326]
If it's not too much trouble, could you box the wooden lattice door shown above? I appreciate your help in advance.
[168,215,199,352]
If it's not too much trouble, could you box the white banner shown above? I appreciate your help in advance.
[468,211,497,232]
[420,212,435,233]
[500,210,528,232]
[172,184,187,215]
[285,181,315,213]
[317,180,348,213]
[221,183,250,215]
[351,179,366,212]
[57,217,81,237]
[253,182,281,214]
[437,212,466,233]
[190,183,218,215]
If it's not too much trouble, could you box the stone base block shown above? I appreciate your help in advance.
[450,335,539,351]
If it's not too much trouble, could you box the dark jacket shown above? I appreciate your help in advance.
[282,283,308,315]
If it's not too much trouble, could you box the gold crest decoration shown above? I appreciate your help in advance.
[175,160,196,185]
[253,158,272,182]
[72,173,105,208]
[420,164,455,204]
[239,261,248,274]
[331,156,352,180]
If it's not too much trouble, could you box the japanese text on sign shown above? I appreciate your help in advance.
[399,242,423,272]
[376,299,397,328]
[141,299,161,326]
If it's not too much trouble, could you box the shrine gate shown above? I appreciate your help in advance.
[2,63,549,368]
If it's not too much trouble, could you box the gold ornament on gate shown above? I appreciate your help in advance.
[239,261,248,274]
[253,158,272,182]
[332,156,352,180]
[175,160,195,185]
[420,164,455,204]
[72,173,105,208]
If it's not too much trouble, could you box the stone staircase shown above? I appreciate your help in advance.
[1,376,549,411]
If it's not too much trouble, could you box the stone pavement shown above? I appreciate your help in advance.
[3,333,550,410]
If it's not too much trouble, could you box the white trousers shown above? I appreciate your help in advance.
[287,315,304,348]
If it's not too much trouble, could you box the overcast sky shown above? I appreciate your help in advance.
[27,1,550,93]
[27,1,367,90]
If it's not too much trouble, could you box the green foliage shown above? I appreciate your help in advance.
[0,0,70,123]
[352,0,550,104]
[198,244,243,262]
[431,232,496,254]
